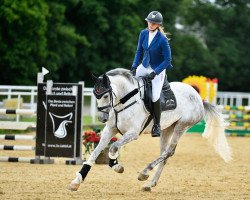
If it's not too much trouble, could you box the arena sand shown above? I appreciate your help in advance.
[0,133,249,200]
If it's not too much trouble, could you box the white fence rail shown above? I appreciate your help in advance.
[0,85,250,124]
[0,85,97,124]
[0,85,37,109]
[217,91,250,106]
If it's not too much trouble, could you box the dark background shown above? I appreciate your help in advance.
[0,0,249,91]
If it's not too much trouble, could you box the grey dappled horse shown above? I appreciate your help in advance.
[68,68,232,192]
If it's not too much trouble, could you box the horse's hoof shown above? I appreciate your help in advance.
[67,182,80,191]
[141,186,151,192]
[138,173,149,181]
[151,182,157,187]
[113,164,124,173]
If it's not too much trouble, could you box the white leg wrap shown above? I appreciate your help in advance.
[83,161,94,166]
[109,151,119,159]
[72,172,82,184]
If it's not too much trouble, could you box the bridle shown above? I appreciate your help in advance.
[94,77,145,134]
[95,89,115,115]
[95,80,142,114]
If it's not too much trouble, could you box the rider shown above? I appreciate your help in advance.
[131,11,173,137]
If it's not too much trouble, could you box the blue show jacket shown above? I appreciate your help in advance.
[132,29,173,75]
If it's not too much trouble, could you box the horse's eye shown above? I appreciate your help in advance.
[103,94,109,99]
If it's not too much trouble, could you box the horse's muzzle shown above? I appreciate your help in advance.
[97,113,109,123]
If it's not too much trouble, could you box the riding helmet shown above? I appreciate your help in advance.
[145,11,163,24]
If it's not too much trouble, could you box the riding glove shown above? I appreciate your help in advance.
[144,72,156,82]
[130,67,136,76]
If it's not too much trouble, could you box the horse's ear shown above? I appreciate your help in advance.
[91,73,99,83]
[103,74,110,86]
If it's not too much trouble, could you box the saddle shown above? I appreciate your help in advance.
[143,75,177,114]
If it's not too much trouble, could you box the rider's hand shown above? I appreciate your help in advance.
[144,72,156,82]
[130,67,136,76]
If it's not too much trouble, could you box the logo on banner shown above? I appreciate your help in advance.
[49,112,73,138]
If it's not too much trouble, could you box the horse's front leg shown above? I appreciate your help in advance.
[67,125,115,191]
[108,130,139,173]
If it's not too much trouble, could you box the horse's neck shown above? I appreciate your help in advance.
[111,76,137,99]
[108,76,148,131]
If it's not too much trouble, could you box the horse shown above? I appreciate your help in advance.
[68,68,232,192]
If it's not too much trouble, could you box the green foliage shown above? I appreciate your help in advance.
[0,0,249,91]
[180,0,250,91]
[43,1,89,81]
[63,0,142,85]
[0,0,48,84]
[170,34,218,81]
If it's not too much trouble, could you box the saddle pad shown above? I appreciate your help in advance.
[161,88,177,111]
[143,78,177,113]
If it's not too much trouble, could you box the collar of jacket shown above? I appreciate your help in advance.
[145,29,160,49]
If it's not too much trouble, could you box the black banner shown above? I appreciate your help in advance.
[35,83,83,158]
[45,95,76,157]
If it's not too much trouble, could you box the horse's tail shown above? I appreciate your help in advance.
[202,102,232,162]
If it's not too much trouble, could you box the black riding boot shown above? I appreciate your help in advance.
[151,99,161,137]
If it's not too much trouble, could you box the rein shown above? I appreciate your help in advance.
[112,80,143,134]
[97,80,144,112]
[97,79,145,135]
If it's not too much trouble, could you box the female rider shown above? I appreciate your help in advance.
[131,11,173,137]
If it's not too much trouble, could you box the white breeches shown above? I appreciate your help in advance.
[135,64,166,102]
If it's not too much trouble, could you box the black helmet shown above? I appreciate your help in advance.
[145,11,163,24]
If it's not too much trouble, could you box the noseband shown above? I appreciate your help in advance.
[96,90,115,114]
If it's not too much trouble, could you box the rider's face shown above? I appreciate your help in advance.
[147,22,160,32]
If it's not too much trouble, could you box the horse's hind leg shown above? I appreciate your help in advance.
[139,121,190,191]
[141,125,175,191]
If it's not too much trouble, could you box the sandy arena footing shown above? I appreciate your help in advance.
[0,133,249,200]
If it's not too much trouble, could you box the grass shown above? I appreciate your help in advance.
[82,116,104,130]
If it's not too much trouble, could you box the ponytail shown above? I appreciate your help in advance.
[158,26,171,40]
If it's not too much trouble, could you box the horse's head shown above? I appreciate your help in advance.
[92,68,138,123]
[92,73,113,123]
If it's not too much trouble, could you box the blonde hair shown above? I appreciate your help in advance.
[158,26,171,40]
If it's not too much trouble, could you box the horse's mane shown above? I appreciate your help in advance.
[106,68,134,84]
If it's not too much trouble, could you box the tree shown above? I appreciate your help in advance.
[0,0,88,85]
[1,0,249,92]
[179,0,250,91]
[65,0,185,86]
[0,0,48,84]
[45,0,89,81]
[64,0,142,86]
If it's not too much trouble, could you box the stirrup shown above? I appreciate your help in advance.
[151,124,161,137]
